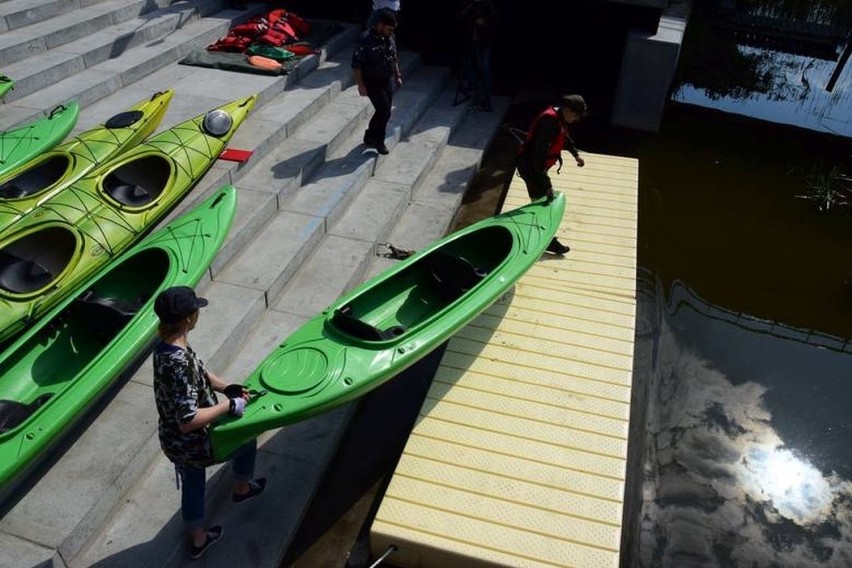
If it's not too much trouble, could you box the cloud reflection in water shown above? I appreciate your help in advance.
[637,284,852,567]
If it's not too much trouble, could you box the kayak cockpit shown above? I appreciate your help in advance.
[0,393,52,433]
[0,226,77,294]
[426,249,489,303]
[103,155,171,207]
[0,249,168,430]
[327,226,514,343]
[0,155,70,199]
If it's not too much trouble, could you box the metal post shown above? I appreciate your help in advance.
[368,544,399,568]
[826,34,851,93]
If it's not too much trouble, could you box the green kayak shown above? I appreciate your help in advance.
[0,95,256,344]
[0,102,79,178]
[0,90,174,235]
[0,185,237,495]
[210,193,567,459]
[0,75,13,99]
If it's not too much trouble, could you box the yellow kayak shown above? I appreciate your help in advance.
[0,90,173,236]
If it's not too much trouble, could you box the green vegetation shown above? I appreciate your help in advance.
[797,162,852,211]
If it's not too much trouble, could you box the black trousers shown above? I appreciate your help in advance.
[516,159,552,200]
[363,75,393,145]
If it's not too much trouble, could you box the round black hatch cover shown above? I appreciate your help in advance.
[105,110,143,129]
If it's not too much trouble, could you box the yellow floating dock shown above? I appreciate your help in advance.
[370,152,639,568]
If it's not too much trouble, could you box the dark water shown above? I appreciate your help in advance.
[610,11,852,565]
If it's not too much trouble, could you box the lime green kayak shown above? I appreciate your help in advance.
[0,185,237,494]
[0,102,79,178]
[0,95,256,344]
[210,193,567,459]
[0,90,174,235]
[0,75,13,99]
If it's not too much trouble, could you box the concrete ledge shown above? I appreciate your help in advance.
[2,0,215,102]
[1,0,82,32]
[274,235,377,318]
[610,0,691,132]
[216,210,326,299]
[192,281,268,372]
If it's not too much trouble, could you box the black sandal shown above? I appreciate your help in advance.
[189,525,223,559]
[233,477,268,504]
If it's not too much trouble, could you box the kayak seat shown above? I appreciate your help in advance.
[0,393,53,433]
[331,306,406,341]
[0,251,53,294]
[427,250,487,302]
[0,182,27,199]
[103,173,152,206]
[74,290,144,338]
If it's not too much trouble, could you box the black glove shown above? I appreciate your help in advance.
[229,397,247,417]
[224,384,245,398]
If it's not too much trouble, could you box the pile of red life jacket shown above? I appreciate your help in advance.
[207,8,313,54]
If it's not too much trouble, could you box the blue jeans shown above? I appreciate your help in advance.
[178,440,256,530]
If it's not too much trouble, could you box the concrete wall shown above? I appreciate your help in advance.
[611,0,692,132]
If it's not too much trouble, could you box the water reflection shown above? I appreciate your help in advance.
[637,276,852,567]
[672,0,851,136]
[674,46,852,136]
[740,446,837,525]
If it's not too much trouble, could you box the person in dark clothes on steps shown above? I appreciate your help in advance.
[352,9,402,155]
[456,0,498,111]
[516,94,588,255]
[152,286,267,560]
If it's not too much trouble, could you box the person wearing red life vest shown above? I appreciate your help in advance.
[517,94,587,255]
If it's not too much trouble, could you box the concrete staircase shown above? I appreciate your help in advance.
[0,1,509,566]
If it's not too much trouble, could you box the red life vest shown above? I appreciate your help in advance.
[521,107,566,169]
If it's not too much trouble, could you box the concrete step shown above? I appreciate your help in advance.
[0,0,179,68]
[1,0,228,104]
[0,0,111,32]
[364,96,512,275]
[212,58,441,306]
[273,83,471,320]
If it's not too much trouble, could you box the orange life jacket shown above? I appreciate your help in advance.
[521,107,566,169]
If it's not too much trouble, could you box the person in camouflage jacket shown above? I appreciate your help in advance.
[152,286,268,559]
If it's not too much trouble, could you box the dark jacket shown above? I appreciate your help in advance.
[352,29,399,80]
[457,0,498,45]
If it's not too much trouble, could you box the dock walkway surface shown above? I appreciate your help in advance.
[371,152,639,567]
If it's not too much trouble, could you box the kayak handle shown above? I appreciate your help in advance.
[248,389,268,403]
[49,104,68,118]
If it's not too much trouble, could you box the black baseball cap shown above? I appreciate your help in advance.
[154,286,208,323]
[562,94,588,117]
[376,9,397,27]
